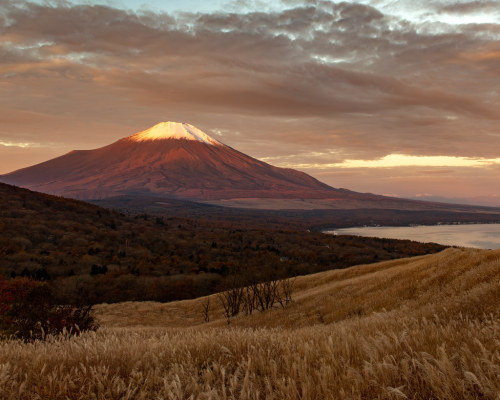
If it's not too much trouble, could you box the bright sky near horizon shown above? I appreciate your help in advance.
[1,0,500,205]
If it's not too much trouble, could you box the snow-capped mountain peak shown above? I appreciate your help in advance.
[128,122,221,146]
[0,121,344,201]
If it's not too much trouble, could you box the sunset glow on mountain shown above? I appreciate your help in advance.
[1,1,499,205]
[130,122,222,146]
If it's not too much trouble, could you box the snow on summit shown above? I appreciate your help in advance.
[129,122,221,146]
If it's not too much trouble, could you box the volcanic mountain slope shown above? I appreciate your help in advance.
[3,122,500,213]
[1,122,363,201]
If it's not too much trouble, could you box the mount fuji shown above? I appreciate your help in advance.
[0,122,371,202]
[3,121,500,216]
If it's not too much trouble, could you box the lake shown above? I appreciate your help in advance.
[325,224,500,249]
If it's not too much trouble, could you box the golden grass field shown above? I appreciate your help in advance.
[1,247,499,399]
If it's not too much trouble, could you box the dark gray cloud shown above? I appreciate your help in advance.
[439,1,500,14]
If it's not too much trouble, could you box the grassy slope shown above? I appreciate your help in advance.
[1,248,499,399]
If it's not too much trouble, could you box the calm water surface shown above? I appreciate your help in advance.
[325,224,500,249]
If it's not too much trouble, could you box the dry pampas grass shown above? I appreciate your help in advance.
[1,248,499,399]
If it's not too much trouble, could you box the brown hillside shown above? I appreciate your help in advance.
[0,182,446,305]
[96,247,500,328]
[1,248,498,399]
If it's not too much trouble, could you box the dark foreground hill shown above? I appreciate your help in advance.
[0,183,446,304]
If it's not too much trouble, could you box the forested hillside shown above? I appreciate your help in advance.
[0,183,446,303]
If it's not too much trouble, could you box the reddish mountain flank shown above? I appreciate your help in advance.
[0,122,374,201]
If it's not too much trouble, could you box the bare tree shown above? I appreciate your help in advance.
[277,277,295,308]
[217,284,245,324]
[201,297,210,322]
[242,286,255,315]
[217,291,231,325]
[216,276,295,323]
[251,279,281,312]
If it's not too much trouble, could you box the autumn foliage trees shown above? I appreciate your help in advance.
[0,275,97,340]
[0,183,447,305]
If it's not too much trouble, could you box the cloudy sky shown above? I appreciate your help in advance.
[1,0,500,205]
